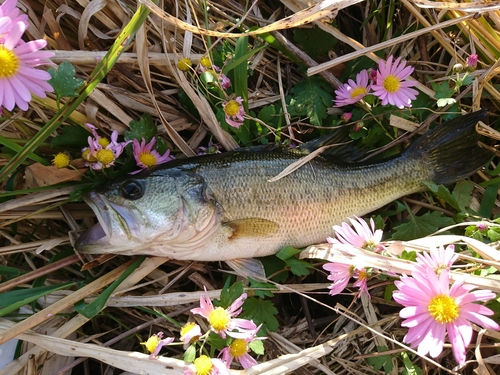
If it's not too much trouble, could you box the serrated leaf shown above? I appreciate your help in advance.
[293,27,337,58]
[125,114,157,142]
[392,211,455,241]
[276,246,314,276]
[51,125,91,149]
[248,339,265,355]
[242,297,279,332]
[48,61,84,103]
[248,278,275,298]
[219,280,245,308]
[366,346,394,374]
[288,77,334,126]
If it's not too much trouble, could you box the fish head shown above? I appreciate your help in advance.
[75,168,219,255]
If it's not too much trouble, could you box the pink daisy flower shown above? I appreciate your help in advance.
[140,331,174,358]
[131,137,174,174]
[329,216,385,252]
[184,355,231,375]
[414,244,458,277]
[333,69,370,107]
[220,325,264,369]
[0,20,54,111]
[393,267,499,365]
[190,287,257,339]
[179,322,202,349]
[0,0,28,30]
[371,55,419,108]
[322,262,353,296]
[81,125,130,170]
[222,96,245,128]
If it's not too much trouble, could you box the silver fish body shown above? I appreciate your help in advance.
[75,111,491,261]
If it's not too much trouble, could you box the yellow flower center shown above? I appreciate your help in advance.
[52,153,70,168]
[141,335,160,354]
[350,86,367,99]
[428,294,460,324]
[82,148,97,162]
[383,75,401,93]
[178,57,192,71]
[208,307,231,331]
[229,339,248,358]
[96,149,115,165]
[200,56,212,68]
[180,322,197,337]
[98,138,110,148]
[193,355,213,375]
[224,100,241,117]
[138,152,158,168]
[357,269,368,281]
[0,46,20,78]
[362,240,378,251]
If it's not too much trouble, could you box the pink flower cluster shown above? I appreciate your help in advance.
[323,216,386,298]
[141,288,264,374]
[393,245,499,366]
[81,123,130,170]
[334,55,418,109]
[0,0,54,111]
[189,287,264,372]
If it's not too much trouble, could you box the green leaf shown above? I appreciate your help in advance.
[401,351,423,375]
[0,265,22,279]
[293,27,337,58]
[242,297,279,332]
[479,182,500,218]
[51,125,91,149]
[365,346,394,374]
[48,61,84,104]
[0,282,75,316]
[75,256,145,319]
[384,283,397,303]
[248,339,265,355]
[125,113,157,143]
[392,211,455,241]
[436,98,456,108]
[424,180,473,212]
[183,344,196,363]
[276,246,314,277]
[248,278,275,298]
[219,280,245,308]
[288,76,334,126]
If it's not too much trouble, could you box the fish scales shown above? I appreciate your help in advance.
[75,110,493,262]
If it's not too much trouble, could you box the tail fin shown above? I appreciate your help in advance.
[407,110,492,185]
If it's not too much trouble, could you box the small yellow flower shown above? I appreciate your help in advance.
[52,153,70,168]
[223,100,241,117]
[229,339,248,358]
[96,149,115,166]
[141,335,161,354]
[177,58,192,71]
[208,307,231,331]
[193,355,213,375]
[200,56,212,68]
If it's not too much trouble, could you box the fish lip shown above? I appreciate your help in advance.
[75,192,112,251]
[76,191,139,252]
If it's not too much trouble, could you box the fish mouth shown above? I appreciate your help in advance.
[75,192,136,253]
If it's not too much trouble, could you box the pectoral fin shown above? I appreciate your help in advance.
[225,258,267,281]
[223,218,279,240]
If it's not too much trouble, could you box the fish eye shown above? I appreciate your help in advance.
[120,180,144,200]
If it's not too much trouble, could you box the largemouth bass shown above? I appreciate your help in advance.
[75,111,492,263]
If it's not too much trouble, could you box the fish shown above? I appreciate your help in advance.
[75,110,492,270]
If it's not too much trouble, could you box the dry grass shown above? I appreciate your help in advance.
[1,0,500,374]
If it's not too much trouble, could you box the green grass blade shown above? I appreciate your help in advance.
[0,282,76,317]
[0,135,49,165]
[0,5,150,183]
[75,256,145,319]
